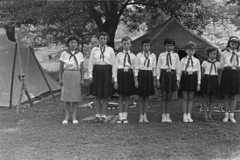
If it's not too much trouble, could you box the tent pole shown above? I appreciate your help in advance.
[9,43,18,109]
[29,46,56,102]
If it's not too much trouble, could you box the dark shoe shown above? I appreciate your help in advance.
[208,117,214,122]
[204,117,209,122]
[101,117,107,123]
[93,117,101,123]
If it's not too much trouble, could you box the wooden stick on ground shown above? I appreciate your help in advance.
[16,74,25,114]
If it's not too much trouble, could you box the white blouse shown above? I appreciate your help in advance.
[220,48,240,68]
[88,45,116,78]
[180,56,201,84]
[202,59,221,75]
[113,50,137,82]
[60,50,84,69]
[135,52,156,76]
[156,51,181,80]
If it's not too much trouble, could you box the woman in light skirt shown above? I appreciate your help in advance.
[59,35,84,124]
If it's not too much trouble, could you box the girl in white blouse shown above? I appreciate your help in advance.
[59,35,84,124]
[180,41,201,123]
[88,32,116,123]
[135,38,156,123]
[113,36,137,123]
[220,36,240,123]
[156,38,181,123]
[201,48,221,122]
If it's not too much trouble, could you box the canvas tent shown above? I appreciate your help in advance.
[127,18,216,62]
[0,36,61,107]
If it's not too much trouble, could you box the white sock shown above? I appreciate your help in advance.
[143,114,147,118]
[96,114,100,118]
[102,115,106,118]
[123,112,128,119]
[119,112,123,120]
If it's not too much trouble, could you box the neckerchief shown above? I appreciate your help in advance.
[166,52,172,68]
[66,49,79,68]
[100,46,106,62]
[230,50,239,66]
[185,56,193,71]
[143,52,150,68]
[123,51,131,67]
[207,59,217,75]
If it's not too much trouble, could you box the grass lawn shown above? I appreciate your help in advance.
[1,48,239,160]
[1,76,240,160]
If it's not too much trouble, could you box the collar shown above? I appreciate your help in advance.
[123,50,131,54]
[143,51,150,56]
[99,45,107,48]
[208,58,216,62]
[166,51,173,54]
[228,48,237,53]
[186,55,193,59]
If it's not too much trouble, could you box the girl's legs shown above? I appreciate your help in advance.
[209,96,215,121]
[101,97,108,122]
[138,96,144,123]
[72,102,78,123]
[94,97,101,123]
[203,94,209,121]
[223,94,230,122]
[229,95,237,123]
[117,95,124,123]
[63,102,70,124]
[182,91,188,122]
[123,96,130,122]
[187,91,195,122]
[161,91,167,122]
[166,91,173,122]
[143,96,149,123]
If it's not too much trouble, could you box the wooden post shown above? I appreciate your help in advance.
[29,46,56,102]
[18,75,33,106]
[9,43,18,109]
[16,74,25,114]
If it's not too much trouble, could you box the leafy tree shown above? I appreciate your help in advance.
[0,0,207,48]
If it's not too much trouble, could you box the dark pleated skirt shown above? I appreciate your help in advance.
[117,69,135,96]
[220,68,240,95]
[201,74,220,96]
[90,65,114,97]
[180,71,198,92]
[136,70,155,97]
[160,69,178,92]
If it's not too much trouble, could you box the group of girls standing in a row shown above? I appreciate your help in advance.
[59,32,240,124]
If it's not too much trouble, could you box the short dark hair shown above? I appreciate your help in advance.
[185,41,197,50]
[121,36,132,43]
[141,38,151,46]
[66,35,80,47]
[164,38,175,46]
[226,36,240,51]
[207,47,219,56]
[97,31,110,42]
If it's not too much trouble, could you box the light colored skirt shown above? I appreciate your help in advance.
[61,70,81,102]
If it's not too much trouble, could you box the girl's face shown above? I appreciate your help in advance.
[98,35,108,46]
[229,42,238,50]
[185,48,196,57]
[68,39,78,50]
[165,44,174,52]
[122,40,131,51]
[143,43,150,53]
[209,50,217,61]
